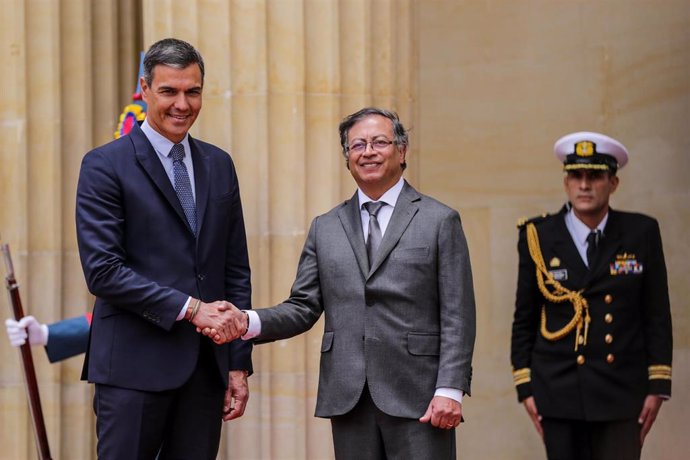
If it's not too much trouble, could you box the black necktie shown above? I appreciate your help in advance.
[170,144,197,236]
[364,201,385,267]
[586,230,601,268]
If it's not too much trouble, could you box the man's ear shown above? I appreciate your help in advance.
[140,76,150,102]
[609,174,620,193]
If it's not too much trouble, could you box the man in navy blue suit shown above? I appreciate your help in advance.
[75,38,252,459]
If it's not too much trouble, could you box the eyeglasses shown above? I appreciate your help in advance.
[347,139,395,154]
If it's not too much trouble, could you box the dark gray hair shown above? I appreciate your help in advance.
[338,107,409,168]
[143,38,205,86]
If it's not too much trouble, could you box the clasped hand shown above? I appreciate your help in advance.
[189,300,246,344]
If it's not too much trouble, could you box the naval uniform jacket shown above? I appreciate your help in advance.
[511,205,672,421]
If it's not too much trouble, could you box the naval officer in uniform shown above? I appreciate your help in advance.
[510,131,672,460]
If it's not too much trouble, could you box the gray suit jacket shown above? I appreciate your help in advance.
[256,181,475,419]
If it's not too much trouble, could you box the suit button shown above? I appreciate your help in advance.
[606,354,615,364]
[604,294,613,304]
[604,313,613,324]
[605,334,613,344]
[577,355,585,365]
[197,274,205,281]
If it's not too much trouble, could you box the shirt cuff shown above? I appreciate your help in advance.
[242,310,261,340]
[176,297,192,321]
[435,387,463,404]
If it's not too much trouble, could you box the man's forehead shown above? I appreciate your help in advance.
[150,64,202,83]
[349,115,393,137]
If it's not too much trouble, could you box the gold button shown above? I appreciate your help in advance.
[605,313,613,323]
[578,335,584,345]
[604,294,613,304]
[605,334,613,344]
[577,355,585,365]
[606,354,615,364]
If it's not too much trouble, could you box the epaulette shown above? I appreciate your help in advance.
[516,213,550,229]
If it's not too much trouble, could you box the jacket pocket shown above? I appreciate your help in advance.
[407,332,440,356]
[392,246,429,261]
[321,331,334,352]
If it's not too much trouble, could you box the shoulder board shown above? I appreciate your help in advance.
[516,213,550,229]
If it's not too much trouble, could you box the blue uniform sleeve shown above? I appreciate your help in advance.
[44,315,91,363]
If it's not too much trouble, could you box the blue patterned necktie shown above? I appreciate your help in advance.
[169,143,197,236]
[364,201,385,267]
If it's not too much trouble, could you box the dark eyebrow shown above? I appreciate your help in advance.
[156,85,202,93]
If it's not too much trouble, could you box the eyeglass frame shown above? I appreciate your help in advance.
[346,139,397,154]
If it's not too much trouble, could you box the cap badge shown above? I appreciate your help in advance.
[575,141,595,157]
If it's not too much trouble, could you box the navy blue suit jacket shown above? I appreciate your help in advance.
[76,123,252,391]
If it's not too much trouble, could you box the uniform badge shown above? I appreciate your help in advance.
[549,269,568,281]
[575,140,595,157]
[610,253,643,275]
[549,257,560,268]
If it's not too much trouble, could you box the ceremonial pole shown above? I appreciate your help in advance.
[2,242,52,460]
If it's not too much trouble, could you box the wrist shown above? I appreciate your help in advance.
[241,310,249,336]
[39,324,49,346]
[186,298,202,322]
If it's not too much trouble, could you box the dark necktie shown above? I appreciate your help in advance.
[586,229,601,268]
[364,201,385,267]
[170,144,197,236]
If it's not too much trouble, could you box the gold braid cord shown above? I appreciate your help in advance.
[526,223,590,351]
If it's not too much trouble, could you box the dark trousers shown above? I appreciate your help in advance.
[542,417,642,460]
[331,385,456,460]
[94,340,225,460]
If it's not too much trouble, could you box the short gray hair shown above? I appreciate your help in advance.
[143,38,205,86]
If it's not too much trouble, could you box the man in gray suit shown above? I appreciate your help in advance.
[235,107,476,459]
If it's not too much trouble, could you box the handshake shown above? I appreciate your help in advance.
[186,299,249,344]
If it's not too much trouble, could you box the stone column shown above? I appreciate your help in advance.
[0,0,140,458]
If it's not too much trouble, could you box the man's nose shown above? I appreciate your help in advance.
[364,142,377,154]
[578,176,591,188]
[173,93,190,110]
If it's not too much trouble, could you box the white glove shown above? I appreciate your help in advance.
[5,316,49,347]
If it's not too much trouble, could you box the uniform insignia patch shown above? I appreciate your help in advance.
[549,269,568,281]
[549,257,560,268]
[610,253,643,275]
[575,140,595,157]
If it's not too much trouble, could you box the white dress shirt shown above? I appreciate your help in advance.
[141,118,195,320]
[564,208,608,268]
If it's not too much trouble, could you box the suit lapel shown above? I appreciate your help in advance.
[368,181,420,277]
[131,123,194,236]
[337,192,370,278]
[189,136,210,236]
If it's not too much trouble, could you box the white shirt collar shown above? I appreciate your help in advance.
[566,207,609,245]
[141,118,191,157]
[357,176,405,209]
